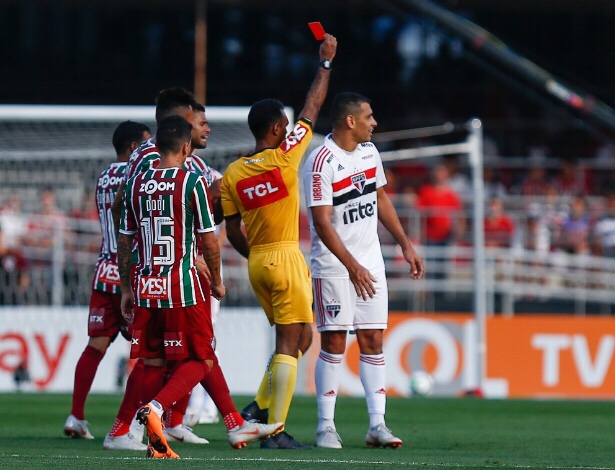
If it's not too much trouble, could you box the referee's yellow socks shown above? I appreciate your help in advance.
[268,353,298,424]
[255,350,302,412]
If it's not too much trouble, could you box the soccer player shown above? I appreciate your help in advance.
[220,33,337,449]
[109,90,215,445]
[63,120,151,451]
[120,116,282,458]
[301,92,424,449]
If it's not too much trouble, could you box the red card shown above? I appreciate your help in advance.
[308,22,326,41]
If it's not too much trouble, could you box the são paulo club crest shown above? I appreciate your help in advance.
[325,300,341,318]
[351,172,366,193]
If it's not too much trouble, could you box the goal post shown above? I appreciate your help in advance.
[378,118,486,393]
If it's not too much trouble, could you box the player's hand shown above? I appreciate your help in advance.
[211,282,226,301]
[402,245,424,280]
[347,260,377,300]
[320,34,337,63]
[121,289,135,324]
[195,254,211,282]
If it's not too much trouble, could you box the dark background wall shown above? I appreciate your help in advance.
[2,0,615,153]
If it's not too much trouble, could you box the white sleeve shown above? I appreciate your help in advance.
[302,149,334,208]
[375,151,387,189]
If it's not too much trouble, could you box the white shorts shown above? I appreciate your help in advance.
[313,270,388,332]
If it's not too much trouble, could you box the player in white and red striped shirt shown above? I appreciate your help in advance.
[302,92,423,450]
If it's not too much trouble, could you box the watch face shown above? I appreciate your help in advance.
[321,60,331,69]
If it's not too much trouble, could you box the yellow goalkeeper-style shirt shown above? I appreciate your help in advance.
[221,118,313,247]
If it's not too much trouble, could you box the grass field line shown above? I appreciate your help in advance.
[5,454,615,470]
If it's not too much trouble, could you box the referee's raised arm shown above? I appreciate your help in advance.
[298,33,337,126]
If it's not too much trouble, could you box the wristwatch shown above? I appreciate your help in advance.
[320,60,332,70]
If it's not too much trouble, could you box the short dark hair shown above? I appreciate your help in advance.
[112,121,150,155]
[193,102,205,113]
[155,87,195,123]
[248,99,285,140]
[330,92,371,128]
[156,115,192,156]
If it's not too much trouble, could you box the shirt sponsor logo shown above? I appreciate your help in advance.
[88,314,103,324]
[312,174,322,201]
[98,261,120,285]
[139,180,175,195]
[280,122,309,153]
[139,276,169,300]
[100,174,124,189]
[343,200,376,224]
[361,154,374,160]
[236,169,289,211]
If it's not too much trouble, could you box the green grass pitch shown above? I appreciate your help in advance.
[2,393,614,469]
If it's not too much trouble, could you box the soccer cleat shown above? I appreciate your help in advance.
[227,420,284,449]
[164,424,209,444]
[260,431,313,450]
[365,425,403,449]
[240,400,269,424]
[103,432,148,451]
[136,404,179,458]
[146,444,180,459]
[63,414,94,439]
[316,427,343,449]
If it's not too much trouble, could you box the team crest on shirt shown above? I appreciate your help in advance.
[325,301,341,318]
[351,172,367,193]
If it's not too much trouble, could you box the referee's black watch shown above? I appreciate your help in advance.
[320,59,332,70]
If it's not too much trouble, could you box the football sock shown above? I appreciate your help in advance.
[115,359,144,426]
[359,353,386,429]
[140,364,166,406]
[254,350,302,411]
[315,350,343,433]
[268,354,297,425]
[167,393,190,428]
[223,412,244,431]
[200,362,237,418]
[107,417,130,438]
[155,361,209,411]
[70,345,104,420]
[254,352,274,410]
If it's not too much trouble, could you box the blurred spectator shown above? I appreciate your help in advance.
[551,159,588,197]
[518,164,552,197]
[516,212,550,253]
[22,187,68,303]
[0,194,27,248]
[483,166,508,200]
[484,198,516,248]
[0,224,30,304]
[443,155,472,200]
[69,193,100,254]
[416,164,463,246]
[592,192,615,257]
[23,187,68,254]
[556,196,591,254]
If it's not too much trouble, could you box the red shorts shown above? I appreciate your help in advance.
[130,302,215,362]
[87,290,130,341]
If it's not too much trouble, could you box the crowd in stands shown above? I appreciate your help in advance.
[2,155,615,306]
